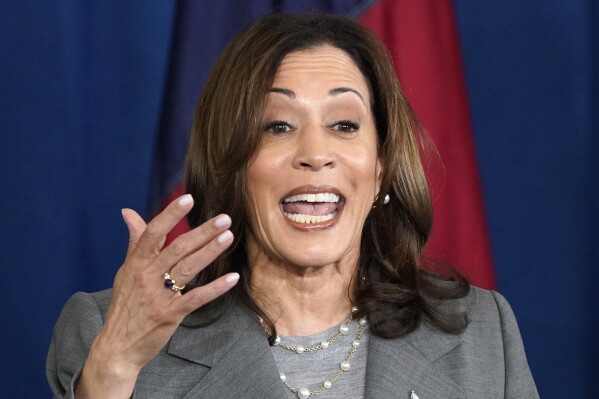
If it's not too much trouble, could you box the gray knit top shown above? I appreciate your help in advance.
[271,318,369,399]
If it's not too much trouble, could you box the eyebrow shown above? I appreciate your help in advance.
[329,87,365,104]
[270,86,365,104]
[270,87,295,98]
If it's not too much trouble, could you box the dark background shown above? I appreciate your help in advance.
[1,1,597,397]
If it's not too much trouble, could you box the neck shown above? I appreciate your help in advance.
[249,247,357,337]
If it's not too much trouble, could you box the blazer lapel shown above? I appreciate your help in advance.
[165,303,467,398]
[365,322,466,399]
[167,304,287,399]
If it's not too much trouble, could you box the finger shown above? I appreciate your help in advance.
[155,214,231,281]
[121,208,147,259]
[177,273,240,314]
[135,194,194,257]
[166,229,234,285]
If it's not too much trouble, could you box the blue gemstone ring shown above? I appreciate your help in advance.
[163,272,185,292]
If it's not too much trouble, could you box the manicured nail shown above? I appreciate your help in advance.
[217,230,233,244]
[214,214,231,228]
[178,194,193,206]
[225,273,240,283]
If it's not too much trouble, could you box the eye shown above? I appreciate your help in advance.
[263,120,294,134]
[331,120,360,133]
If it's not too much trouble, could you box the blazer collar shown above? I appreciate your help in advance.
[167,302,466,399]
[167,303,287,398]
[365,321,466,399]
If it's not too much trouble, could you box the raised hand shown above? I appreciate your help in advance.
[75,194,238,398]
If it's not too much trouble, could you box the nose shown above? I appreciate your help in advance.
[292,124,336,171]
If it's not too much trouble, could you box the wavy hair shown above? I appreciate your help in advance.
[184,13,469,340]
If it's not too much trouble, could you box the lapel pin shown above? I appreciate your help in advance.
[410,391,420,399]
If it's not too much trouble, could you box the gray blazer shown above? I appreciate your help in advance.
[47,287,539,398]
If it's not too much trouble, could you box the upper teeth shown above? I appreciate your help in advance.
[283,193,340,203]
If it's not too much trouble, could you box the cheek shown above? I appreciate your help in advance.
[347,149,381,207]
[350,148,379,180]
[247,152,270,196]
[246,155,280,220]
[246,180,269,221]
[246,166,264,220]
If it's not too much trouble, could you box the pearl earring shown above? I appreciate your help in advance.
[383,194,390,204]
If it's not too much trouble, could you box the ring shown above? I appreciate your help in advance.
[163,272,186,292]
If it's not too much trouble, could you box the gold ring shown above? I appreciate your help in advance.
[163,272,186,292]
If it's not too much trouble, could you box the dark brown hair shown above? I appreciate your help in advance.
[184,13,469,340]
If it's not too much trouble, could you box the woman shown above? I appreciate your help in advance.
[47,13,538,399]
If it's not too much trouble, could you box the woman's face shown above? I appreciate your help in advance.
[246,45,382,270]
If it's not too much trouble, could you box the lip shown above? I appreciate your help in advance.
[279,185,345,231]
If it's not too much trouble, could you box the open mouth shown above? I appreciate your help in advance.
[280,187,344,227]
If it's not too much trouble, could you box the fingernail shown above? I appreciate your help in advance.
[178,194,193,206]
[121,208,130,223]
[217,230,233,244]
[225,273,240,283]
[214,214,231,228]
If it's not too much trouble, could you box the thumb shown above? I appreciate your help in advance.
[121,208,146,258]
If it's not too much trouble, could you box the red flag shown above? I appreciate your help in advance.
[360,0,496,289]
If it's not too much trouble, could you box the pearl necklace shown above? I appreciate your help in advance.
[262,307,367,399]
[276,310,354,354]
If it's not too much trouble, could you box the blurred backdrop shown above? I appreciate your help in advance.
[1,1,597,397]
